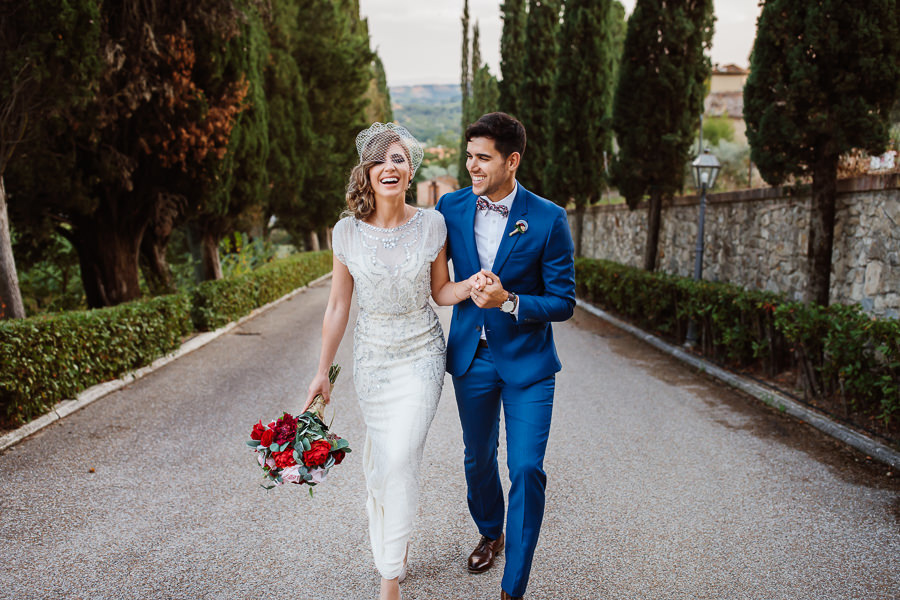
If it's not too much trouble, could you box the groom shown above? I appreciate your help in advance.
[436,112,575,600]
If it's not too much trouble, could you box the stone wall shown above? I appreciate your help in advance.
[571,174,900,318]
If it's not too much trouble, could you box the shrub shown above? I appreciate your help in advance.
[1,250,334,426]
[576,257,899,435]
[0,294,192,425]
[190,250,332,331]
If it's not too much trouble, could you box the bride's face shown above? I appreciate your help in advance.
[368,142,411,197]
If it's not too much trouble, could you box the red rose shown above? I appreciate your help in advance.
[274,413,299,445]
[332,449,346,465]
[250,420,266,441]
[260,428,274,448]
[273,449,297,469]
[302,439,332,467]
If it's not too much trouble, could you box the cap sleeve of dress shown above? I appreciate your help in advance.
[331,217,351,265]
[424,209,447,264]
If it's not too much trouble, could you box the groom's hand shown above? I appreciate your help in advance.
[470,269,506,309]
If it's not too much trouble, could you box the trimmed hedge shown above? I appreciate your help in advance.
[1,294,192,425]
[191,250,332,331]
[1,250,333,426]
[575,257,900,437]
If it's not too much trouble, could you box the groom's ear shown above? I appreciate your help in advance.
[507,151,521,172]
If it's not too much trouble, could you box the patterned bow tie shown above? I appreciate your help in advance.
[476,197,509,218]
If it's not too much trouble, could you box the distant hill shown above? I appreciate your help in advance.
[390,84,461,146]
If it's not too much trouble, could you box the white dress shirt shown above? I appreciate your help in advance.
[474,183,519,327]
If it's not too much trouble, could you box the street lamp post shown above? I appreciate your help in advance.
[684,149,721,347]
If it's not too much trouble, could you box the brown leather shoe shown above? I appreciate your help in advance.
[467,533,504,573]
[500,590,522,600]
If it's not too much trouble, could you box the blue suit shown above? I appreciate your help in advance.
[437,182,575,597]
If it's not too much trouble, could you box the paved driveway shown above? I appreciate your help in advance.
[1,280,897,600]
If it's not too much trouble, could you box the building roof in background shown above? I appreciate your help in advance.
[712,63,749,75]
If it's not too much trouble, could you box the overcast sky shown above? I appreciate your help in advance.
[359,0,763,86]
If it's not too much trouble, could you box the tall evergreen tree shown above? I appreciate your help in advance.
[609,1,627,83]
[0,0,101,318]
[611,0,714,271]
[518,0,561,192]
[744,0,900,306]
[7,1,254,305]
[263,0,313,249]
[467,22,500,123]
[364,54,394,124]
[471,65,501,124]
[295,0,372,245]
[188,3,271,281]
[547,0,616,252]
[457,0,472,185]
[499,0,527,120]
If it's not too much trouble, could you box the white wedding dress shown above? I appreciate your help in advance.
[331,208,447,580]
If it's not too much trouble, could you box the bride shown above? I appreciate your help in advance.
[305,123,480,600]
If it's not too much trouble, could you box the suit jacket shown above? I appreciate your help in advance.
[436,182,576,387]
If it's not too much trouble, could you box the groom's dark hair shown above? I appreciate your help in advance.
[465,112,526,160]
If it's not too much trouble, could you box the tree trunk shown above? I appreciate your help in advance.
[807,154,838,306]
[187,221,224,281]
[308,230,320,252]
[0,176,26,319]
[573,199,587,258]
[67,211,145,309]
[643,189,662,271]
[139,193,184,296]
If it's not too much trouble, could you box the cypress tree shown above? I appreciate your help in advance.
[611,0,714,271]
[0,0,102,318]
[547,0,617,251]
[518,0,561,192]
[744,0,900,306]
[368,54,394,123]
[457,0,471,185]
[499,0,527,120]
[295,0,372,241]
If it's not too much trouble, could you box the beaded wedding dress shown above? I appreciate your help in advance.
[331,208,447,580]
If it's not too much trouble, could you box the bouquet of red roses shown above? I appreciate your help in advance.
[246,364,350,493]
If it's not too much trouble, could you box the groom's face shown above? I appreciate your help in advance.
[466,136,518,201]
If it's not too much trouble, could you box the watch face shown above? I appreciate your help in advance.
[501,300,514,312]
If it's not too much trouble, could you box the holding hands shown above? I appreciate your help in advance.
[469,270,507,309]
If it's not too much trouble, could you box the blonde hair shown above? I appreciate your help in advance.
[344,131,412,220]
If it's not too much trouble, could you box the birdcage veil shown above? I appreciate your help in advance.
[355,122,424,179]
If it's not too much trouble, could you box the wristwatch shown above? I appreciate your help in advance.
[500,292,517,313]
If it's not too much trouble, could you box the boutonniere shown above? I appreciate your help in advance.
[508,219,528,237]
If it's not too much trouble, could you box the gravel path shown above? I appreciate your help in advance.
[1,280,898,600]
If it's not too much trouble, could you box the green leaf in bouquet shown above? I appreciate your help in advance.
[269,443,279,453]
[334,439,350,450]
[275,475,283,483]
[261,483,276,490]
[301,437,312,451]
[293,449,302,461]
[324,456,335,469]
[279,442,290,452]
[298,466,308,477]
[245,440,261,447]
[308,487,314,497]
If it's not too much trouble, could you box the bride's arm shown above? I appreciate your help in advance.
[304,254,354,410]
[431,245,480,306]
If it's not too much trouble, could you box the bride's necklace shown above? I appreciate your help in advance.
[366,205,415,230]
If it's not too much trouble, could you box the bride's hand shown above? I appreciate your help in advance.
[304,373,331,411]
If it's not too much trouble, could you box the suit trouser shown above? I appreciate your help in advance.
[453,343,555,598]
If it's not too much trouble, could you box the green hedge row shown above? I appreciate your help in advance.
[1,250,333,426]
[190,251,332,331]
[575,258,900,436]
